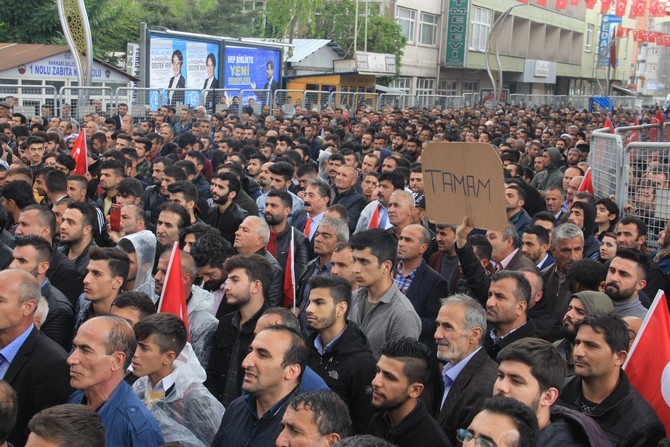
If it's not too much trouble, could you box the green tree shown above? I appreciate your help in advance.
[262,0,406,71]
[137,0,259,38]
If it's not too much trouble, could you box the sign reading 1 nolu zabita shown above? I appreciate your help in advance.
[0,52,129,83]
[422,142,507,230]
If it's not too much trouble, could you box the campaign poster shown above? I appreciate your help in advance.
[224,45,281,105]
[148,33,221,109]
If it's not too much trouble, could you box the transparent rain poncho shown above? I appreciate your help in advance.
[120,230,156,299]
[132,343,225,447]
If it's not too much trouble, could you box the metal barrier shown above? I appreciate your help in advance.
[161,88,204,110]
[115,87,162,119]
[378,93,403,109]
[327,91,357,111]
[353,92,380,111]
[59,86,114,119]
[462,92,479,108]
[615,123,663,146]
[274,90,307,111]
[622,142,670,245]
[588,128,625,208]
[0,84,60,118]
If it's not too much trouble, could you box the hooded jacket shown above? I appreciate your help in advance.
[120,230,156,299]
[307,322,376,433]
[531,147,564,191]
[571,202,601,259]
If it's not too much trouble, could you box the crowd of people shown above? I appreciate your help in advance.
[0,96,668,447]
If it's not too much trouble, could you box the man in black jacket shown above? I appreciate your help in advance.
[557,313,665,446]
[484,270,538,360]
[206,172,249,245]
[0,269,72,447]
[368,337,452,447]
[304,275,376,434]
[494,338,612,446]
[10,236,74,351]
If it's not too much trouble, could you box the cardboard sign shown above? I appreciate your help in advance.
[422,142,507,230]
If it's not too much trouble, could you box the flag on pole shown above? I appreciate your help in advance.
[577,167,594,195]
[610,27,617,70]
[157,241,190,336]
[604,117,615,133]
[368,203,381,229]
[70,132,88,175]
[630,116,639,143]
[623,290,670,433]
[283,228,296,310]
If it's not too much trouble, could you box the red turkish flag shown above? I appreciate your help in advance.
[157,242,190,337]
[577,167,594,195]
[648,31,657,43]
[616,26,625,37]
[602,0,614,12]
[536,0,547,6]
[604,116,615,133]
[570,0,579,5]
[556,0,568,9]
[664,35,670,46]
[629,0,647,18]
[69,132,88,175]
[623,291,670,434]
[650,0,667,15]
[657,33,665,45]
[516,0,529,4]
[639,30,648,41]
[282,229,296,309]
[586,0,598,7]
[615,0,628,15]
[630,115,639,142]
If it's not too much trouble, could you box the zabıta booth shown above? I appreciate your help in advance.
[0,42,138,118]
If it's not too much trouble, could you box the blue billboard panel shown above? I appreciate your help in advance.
[148,33,222,109]
[224,45,281,105]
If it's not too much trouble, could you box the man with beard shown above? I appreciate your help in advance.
[206,172,249,245]
[484,270,537,360]
[298,178,331,253]
[256,161,273,196]
[557,314,665,446]
[264,189,310,307]
[205,254,274,405]
[191,233,236,315]
[368,337,452,447]
[96,160,125,217]
[355,171,404,233]
[553,291,613,380]
[10,235,75,350]
[303,275,376,434]
[155,202,190,255]
[494,338,611,446]
[141,157,173,227]
[59,201,97,277]
[540,223,584,340]
[603,249,649,319]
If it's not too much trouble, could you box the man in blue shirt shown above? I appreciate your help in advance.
[210,324,308,446]
[67,316,164,446]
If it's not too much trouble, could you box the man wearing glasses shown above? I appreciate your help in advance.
[457,396,538,447]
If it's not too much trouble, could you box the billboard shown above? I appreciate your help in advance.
[148,33,222,109]
[224,45,282,105]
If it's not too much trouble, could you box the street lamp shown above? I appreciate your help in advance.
[484,3,525,107]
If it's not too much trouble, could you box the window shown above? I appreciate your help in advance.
[585,24,594,52]
[463,81,479,93]
[396,7,416,43]
[416,78,435,96]
[470,7,493,52]
[650,63,657,72]
[438,80,458,96]
[419,12,439,46]
[390,77,412,92]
